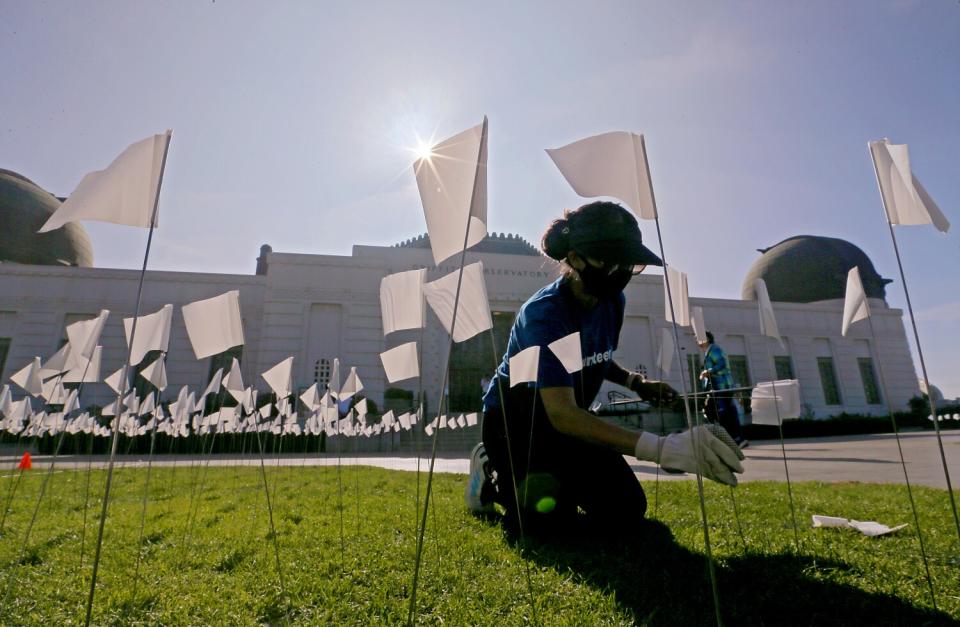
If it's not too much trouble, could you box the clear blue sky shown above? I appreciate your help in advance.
[4,1,958,397]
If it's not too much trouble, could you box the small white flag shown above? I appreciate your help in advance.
[842,267,871,337]
[40,343,74,379]
[139,354,168,391]
[340,367,364,400]
[224,357,244,403]
[104,365,128,395]
[9,357,43,396]
[869,139,949,233]
[509,346,541,386]
[465,412,479,427]
[754,278,784,347]
[380,269,427,335]
[423,261,493,343]
[663,266,690,327]
[63,345,102,384]
[656,327,675,377]
[182,290,245,360]
[299,383,320,412]
[546,131,657,220]
[548,332,583,374]
[65,310,109,361]
[751,379,802,426]
[123,304,173,365]
[203,368,224,398]
[380,342,420,383]
[262,356,294,398]
[691,306,706,345]
[39,131,172,232]
[414,117,488,265]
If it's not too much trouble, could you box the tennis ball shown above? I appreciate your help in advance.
[535,496,557,514]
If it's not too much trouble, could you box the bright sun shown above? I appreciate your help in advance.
[413,140,434,161]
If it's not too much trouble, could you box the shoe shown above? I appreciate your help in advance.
[465,442,496,515]
[737,439,750,450]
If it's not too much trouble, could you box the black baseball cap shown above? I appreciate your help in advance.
[569,205,663,267]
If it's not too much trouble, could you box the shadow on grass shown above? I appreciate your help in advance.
[509,519,958,627]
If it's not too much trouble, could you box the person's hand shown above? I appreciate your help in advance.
[628,376,678,406]
[634,426,745,486]
[702,423,745,461]
[699,369,710,380]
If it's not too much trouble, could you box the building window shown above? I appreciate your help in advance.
[208,345,243,382]
[817,357,842,405]
[314,358,332,388]
[0,337,10,381]
[774,355,795,380]
[448,311,513,412]
[728,355,751,387]
[857,357,882,405]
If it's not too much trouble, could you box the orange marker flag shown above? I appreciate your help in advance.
[17,452,32,470]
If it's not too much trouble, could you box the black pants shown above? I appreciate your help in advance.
[482,388,646,534]
[704,394,742,441]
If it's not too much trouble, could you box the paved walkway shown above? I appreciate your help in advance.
[5,432,959,489]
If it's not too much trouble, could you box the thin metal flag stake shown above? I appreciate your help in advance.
[132,366,167,601]
[332,364,346,568]
[84,131,172,627]
[864,312,937,608]
[869,151,960,545]
[642,137,723,627]
[759,339,800,554]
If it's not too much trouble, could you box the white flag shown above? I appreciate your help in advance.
[754,278,784,347]
[63,345,102,383]
[546,131,657,220]
[66,310,109,361]
[139,354,168,391]
[39,131,172,232]
[414,117,488,265]
[340,367,364,400]
[423,262,493,343]
[663,266,690,327]
[656,327,675,377]
[262,356,294,398]
[9,357,43,396]
[548,332,583,374]
[380,342,420,383]
[465,412,479,427]
[182,290,245,360]
[203,368,224,398]
[224,358,244,392]
[869,139,949,232]
[299,383,320,412]
[842,267,871,337]
[124,304,173,365]
[750,379,802,425]
[509,346,541,386]
[104,365,128,395]
[380,269,427,335]
[691,306,706,345]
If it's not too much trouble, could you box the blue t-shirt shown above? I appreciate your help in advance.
[482,277,624,412]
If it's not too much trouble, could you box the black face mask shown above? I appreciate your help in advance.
[577,264,633,299]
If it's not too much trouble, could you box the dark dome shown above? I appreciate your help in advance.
[742,235,890,303]
[395,232,542,257]
[0,169,93,267]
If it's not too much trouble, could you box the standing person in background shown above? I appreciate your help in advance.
[699,331,748,448]
[466,201,744,534]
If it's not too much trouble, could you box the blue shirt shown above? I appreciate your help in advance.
[482,277,624,412]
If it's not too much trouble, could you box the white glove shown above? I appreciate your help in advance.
[635,426,745,486]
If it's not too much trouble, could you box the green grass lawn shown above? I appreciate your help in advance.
[0,462,958,625]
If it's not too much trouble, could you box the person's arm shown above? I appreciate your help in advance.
[605,360,678,404]
[539,386,640,456]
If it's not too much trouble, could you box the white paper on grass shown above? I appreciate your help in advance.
[380,342,420,383]
[340,367,364,400]
[123,304,173,365]
[548,332,583,374]
[842,267,871,337]
[750,379,802,426]
[380,269,427,335]
[139,354,168,391]
[812,515,907,537]
[10,357,43,396]
[546,131,657,221]
[181,290,245,360]
[39,131,171,233]
[262,356,294,398]
[663,266,690,327]
[423,262,493,343]
[691,307,706,345]
[63,345,102,383]
[754,278,784,348]
[509,346,541,386]
[869,139,950,233]
[656,327,675,377]
[414,117,488,265]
